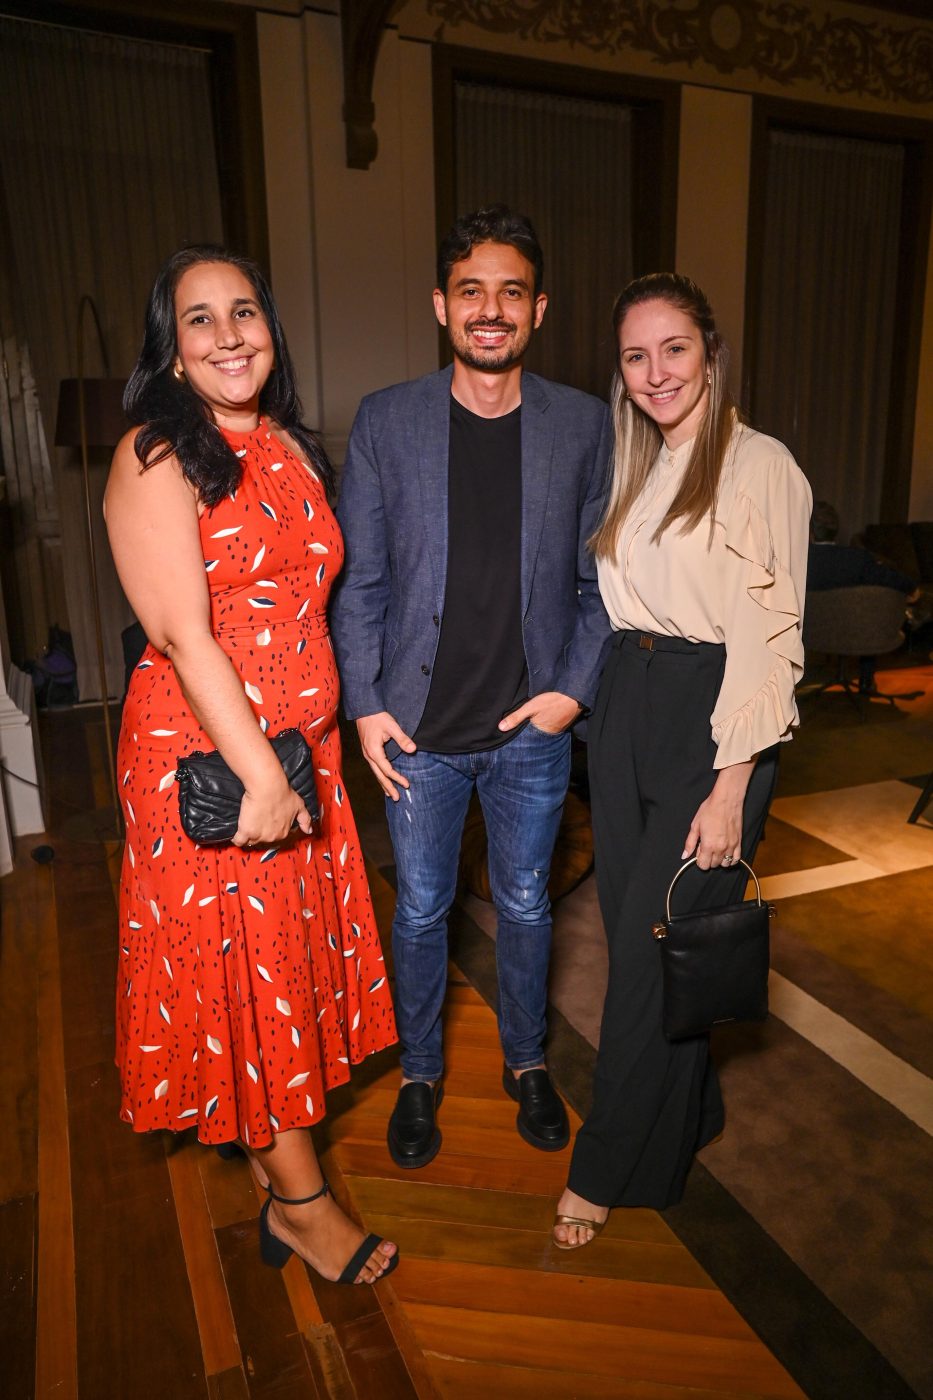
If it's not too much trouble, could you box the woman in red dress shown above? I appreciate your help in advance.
[105,246,398,1285]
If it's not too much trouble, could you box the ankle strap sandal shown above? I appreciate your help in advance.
[258,1178,399,1284]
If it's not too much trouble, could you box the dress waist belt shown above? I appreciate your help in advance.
[614,629,720,655]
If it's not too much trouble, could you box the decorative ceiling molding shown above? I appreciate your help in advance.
[341,0,408,168]
[424,0,933,106]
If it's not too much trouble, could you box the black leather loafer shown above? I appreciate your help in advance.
[502,1065,569,1151]
[387,1081,444,1168]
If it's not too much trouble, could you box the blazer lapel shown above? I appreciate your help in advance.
[415,365,453,612]
[519,372,554,616]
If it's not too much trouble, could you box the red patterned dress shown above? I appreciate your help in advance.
[115,421,396,1147]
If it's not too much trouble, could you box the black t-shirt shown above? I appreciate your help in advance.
[413,397,528,752]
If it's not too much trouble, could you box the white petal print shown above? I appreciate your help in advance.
[159,1002,171,1025]
[351,1010,361,1032]
[287,1071,310,1088]
[309,543,328,554]
[126,800,135,824]
[339,841,348,867]
[210,526,241,538]
[305,1094,315,1116]
[296,598,310,620]
[139,1044,161,1053]
[177,1108,198,1120]
[256,579,278,589]
[298,688,319,698]
[256,628,272,646]
[155,1079,169,1100]
[182,884,194,907]
[158,770,175,792]
[152,837,163,857]
[259,501,276,520]
[207,1035,223,1054]
[275,996,291,1016]
[128,845,135,868]
[162,956,173,980]
[291,1026,301,1047]
[198,895,217,907]
[128,919,142,930]
[246,1061,259,1083]
[250,545,266,572]
[149,899,160,924]
[149,729,177,738]
[257,965,273,983]
[244,681,263,704]
[248,895,265,913]
[206,1096,219,1119]
[342,883,351,906]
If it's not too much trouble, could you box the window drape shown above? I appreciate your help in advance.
[752,129,904,544]
[454,81,633,399]
[0,16,223,697]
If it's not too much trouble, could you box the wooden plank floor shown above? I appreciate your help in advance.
[1,708,806,1399]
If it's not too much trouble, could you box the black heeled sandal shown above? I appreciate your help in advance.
[258,1179,399,1283]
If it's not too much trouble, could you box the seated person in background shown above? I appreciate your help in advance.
[808,500,920,691]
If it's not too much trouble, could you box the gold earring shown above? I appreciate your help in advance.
[173,363,185,382]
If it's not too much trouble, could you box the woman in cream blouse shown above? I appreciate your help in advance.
[553,273,811,1246]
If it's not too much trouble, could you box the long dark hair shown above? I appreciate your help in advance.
[124,245,333,505]
[592,272,739,558]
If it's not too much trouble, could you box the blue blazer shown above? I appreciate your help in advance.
[330,364,613,746]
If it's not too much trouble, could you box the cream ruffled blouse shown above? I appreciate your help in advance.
[597,424,813,769]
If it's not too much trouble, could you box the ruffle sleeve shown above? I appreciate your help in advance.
[710,445,812,768]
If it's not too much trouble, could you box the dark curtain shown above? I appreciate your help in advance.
[753,129,904,544]
[0,16,224,695]
[454,81,634,400]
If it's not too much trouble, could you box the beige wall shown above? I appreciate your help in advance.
[256,10,436,461]
[251,1,931,516]
[675,87,753,396]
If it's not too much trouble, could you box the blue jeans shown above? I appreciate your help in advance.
[386,724,572,1082]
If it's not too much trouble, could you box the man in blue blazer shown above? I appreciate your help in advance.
[331,207,611,1168]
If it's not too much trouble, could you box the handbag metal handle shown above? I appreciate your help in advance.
[663,856,763,923]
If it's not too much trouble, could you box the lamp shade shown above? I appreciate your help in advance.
[55,378,127,448]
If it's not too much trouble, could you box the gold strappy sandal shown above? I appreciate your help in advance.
[552,1213,606,1251]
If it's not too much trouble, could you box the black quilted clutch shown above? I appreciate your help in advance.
[175,728,319,845]
[651,858,774,1040]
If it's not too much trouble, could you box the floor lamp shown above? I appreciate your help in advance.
[54,295,126,837]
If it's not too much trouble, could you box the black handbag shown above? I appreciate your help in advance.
[651,858,774,1041]
[175,728,319,845]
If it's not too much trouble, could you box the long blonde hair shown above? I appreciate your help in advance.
[591,273,740,559]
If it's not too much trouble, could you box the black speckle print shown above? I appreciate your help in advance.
[115,422,396,1147]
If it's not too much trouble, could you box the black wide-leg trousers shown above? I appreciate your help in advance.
[568,631,779,1210]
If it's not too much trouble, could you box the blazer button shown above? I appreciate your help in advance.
[421,664,431,675]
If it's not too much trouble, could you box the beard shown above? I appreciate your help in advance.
[447,318,532,372]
